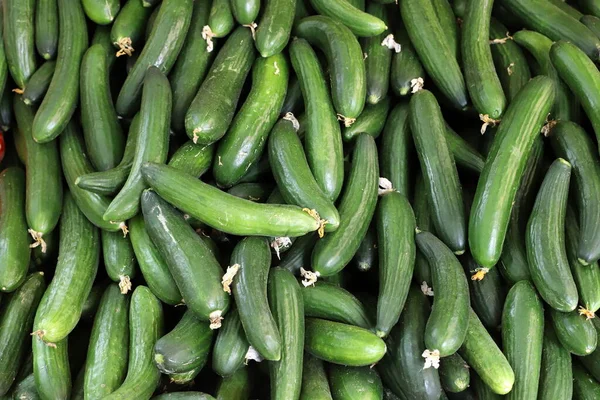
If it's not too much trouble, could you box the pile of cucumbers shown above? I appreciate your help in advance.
[3,0,600,398]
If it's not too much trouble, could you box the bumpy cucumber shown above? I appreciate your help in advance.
[302,282,371,329]
[3,0,36,88]
[390,24,425,97]
[329,365,383,400]
[212,308,249,377]
[538,324,573,400]
[22,61,55,106]
[551,308,597,356]
[439,353,470,393]
[33,336,71,400]
[300,353,333,400]
[35,0,58,60]
[102,230,136,294]
[255,0,296,57]
[308,0,387,37]
[230,0,259,25]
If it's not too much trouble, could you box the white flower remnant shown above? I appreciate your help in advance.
[245,346,264,363]
[300,267,320,287]
[244,22,258,39]
[421,281,434,297]
[479,114,499,134]
[221,264,240,294]
[283,112,300,131]
[28,229,47,253]
[507,62,515,76]
[381,34,401,53]
[274,61,280,75]
[378,177,395,196]
[489,32,513,45]
[471,267,490,281]
[422,349,441,369]
[271,237,292,259]
[209,310,224,330]
[201,25,215,53]
[410,77,424,93]
[336,113,356,128]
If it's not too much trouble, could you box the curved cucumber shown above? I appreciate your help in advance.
[110,0,153,56]
[551,308,597,356]
[22,60,55,106]
[343,97,391,142]
[539,324,573,400]
[212,308,248,377]
[91,22,117,71]
[168,141,214,179]
[379,103,412,197]
[302,282,371,329]
[439,352,470,393]
[255,0,296,57]
[308,0,387,37]
[3,0,36,88]
[33,336,71,400]
[35,0,58,60]
[390,24,425,97]
[82,0,120,24]
[230,0,259,25]
[329,365,383,400]
[102,230,136,294]
[207,0,235,38]
[300,353,333,400]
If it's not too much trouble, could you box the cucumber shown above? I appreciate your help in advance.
[215,367,251,400]
[431,0,459,58]
[311,134,378,278]
[278,233,318,275]
[379,103,411,198]
[168,141,214,179]
[238,155,272,184]
[300,353,332,400]
[101,230,136,294]
[230,0,259,25]
[581,15,600,37]
[579,318,600,379]
[343,97,391,142]
[214,54,288,188]
[3,0,36,88]
[0,88,12,132]
[410,90,465,254]
[289,37,344,201]
[361,3,391,105]
[153,393,215,400]
[33,336,71,400]
[35,0,58,60]
[268,268,304,400]
[110,0,153,56]
[104,286,164,400]
[412,174,433,285]
[390,24,425,97]
[32,0,87,143]
[116,0,192,117]
[538,324,573,400]
[91,25,117,70]
[33,192,99,344]
[308,0,386,37]
[445,124,485,174]
[0,167,30,292]
[168,366,202,385]
[227,182,272,202]
[469,76,555,268]
[129,214,182,306]
[12,373,40,400]
[549,0,583,19]
[82,0,120,24]
[22,61,55,106]
[80,282,106,323]
[470,372,503,400]
[375,192,416,338]
[526,158,578,312]
[212,308,248,377]
[439,353,470,393]
[207,0,235,38]
[280,76,303,116]
[551,309,597,356]
[84,284,130,400]
[353,222,377,272]
[0,272,45,395]
[141,162,320,237]
[154,310,214,374]
[574,361,600,398]
[400,0,467,109]
[141,190,228,323]
[80,44,125,172]
[462,0,506,119]
[579,0,600,17]
[255,0,296,57]
[502,280,544,400]
[302,282,371,329]
[295,16,366,122]
[329,365,383,400]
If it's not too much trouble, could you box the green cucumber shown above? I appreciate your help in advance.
[80,282,107,323]
[410,89,465,254]
[329,365,383,400]
[526,158,578,312]
[3,0,36,88]
[549,0,583,19]
[295,16,366,121]
[470,373,503,400]
[539,324,573,400]
[227,182,272,202]
[207,0,234,38]
[362,3,392,104]
[255,0,296,57]
[431,0,459,58]
[379,103,411,198]
[353,222,377,272]
[0,6,6,103]
[439,353,470,393]
[230,0,259,24]
[278,233,318,275]
[581,15,600,37]
[469,76,555,268]
[215,367,251,400]
[102,230,136,294]
[238,155,272,184]
[212,308,248,377]
[445,124,485,174]
[343,97,391,142]
[390,24,425,97]
[214,54,288,188]
[502,280,544,400]
[311,134,378,277]
[289,37,344,201]
[168,366,202,385]
[0,167,30,292]
[154,310,214,374]
[302,282,371,329]
[300,353,332,400]
[32,0,87,143]
[141,190,228,323]
[33,192,99,344]
[412,174,433,285]
[168,141,214,179]
[268,268,304,400]
[12,373,40,400]
[110,0,153,56]
[83,284,130,400]
[579,0,600,17]
[91,25,117,70]
[573,361,600,399]
[0,87,12,132]
[579,318,600,380]
[551,309,597,356]
[104,286,164,400]
[22,61,55,106]
[35,0,58,60]
[33,336,71,400]
[308,0,386,37]
[82,0,120,24]
[153,393,215,400]
[280,76,303,116]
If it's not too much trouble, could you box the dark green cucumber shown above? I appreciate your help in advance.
[308,0,386,37]
[33,336,71,400]
[212,308,249,377]
[238,154,272,184]
[390,24,425,97]
[300,353,333,400]
[227,182,272,202]
[168,141,214,179]
[439,353,470,393]
[462,0,506,119]
[82,0,120,24]
[207,0,235,38]
[551,309,597,356]
[35,0,58,60]
[80,44,125,172]
[104,286,164,400]
[0,272,44,395]
[353,222,377,272]
[215,367,251,400]
[302,282,371,329]
[295,16,366,121]
[539,324,573,400]
[581,15,600,37]
[573,361,600,399]
[431,0,459,57]
[141,190,228,323]
[268,268,304,400]
[469,76,554,268]
[579,318,600,380]
[255,0,296,57]
[280,75,303,116]
[214,54,288,188]
[3,0,36,88]
[0,6,6,103]
[0,167,30,292]
[410,90,465,254]
[289,37,344,201]
[230,0,259,24]
[278,233,318,275]
[412,174,433,285]
[33,192,99,344]
[185,27,256,145]
[311,134,378,277]
[548,0,583,19]
[84,284,130,400]
[445,124,485,174]
[168,366,202,385]
[32,0,87,143]
[153,393,215,400]
[129,214,182,306]
[80,282,107,323]
[12,373,40,400]
[110,0,153,56]
[102,230,136,294]
[343,96,391,142]
[22,61,55,106]
[362,3,392,104]
[375,192,415,338]
[470,373,502,400]
[329,365,383,400]
[92,25,117,70]
[579,0,600,17]
[0,87,12,132]
[502,281,544,400]
[526,158,578,312]
[379,103,411,197]
[154,310,214,374]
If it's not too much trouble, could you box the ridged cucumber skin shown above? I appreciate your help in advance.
[83,284,130,400]
[22,61,55,106]
[35,0,58,60]
[268,268,304,400]
[581,15,600,37]
[295,16,366,120]
[0,272,45,395]
[215,367,251,400]
[12,373,41,400]
[302,282,371,329]
[0,167,31,292]
[300,353,333,400]
[526,158,578,312]
[255,0,296,57]
[361,3,391,105]
[103,286,164,400]
[141,190,228,321]
[82,0,120,25]
[230,0,259,25]
[289,37,344,201]
[311,134,379,277]
[212,308,248,377]
[91,24,117,71]
[412,174,433,285]
[329,365,383,400]
[439,353,470,393]
[168,141,214,179]
[343,97,391,142]
[308,0,387,37]
[101,230,136,291]
[390,24,425,97]
[573,361,600,399]
[214,54,288,188]
[538,324,573,400]
[129,214,182,306]
[185,27,256,145]
[379,109,411,196]
[32,0,87,143]
[110,0,153,53]
[431,0,459,58]
[551,309,597,356]
[3,0,36,88]
[469,76,555,268]
[33,192,99,344]
[410,90,465,253]
[207,0,234,37]
[154,310,214,374]
[502,281,544,400]
[33,336,71,400]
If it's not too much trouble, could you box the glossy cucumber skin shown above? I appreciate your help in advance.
[463,254,506,331]
[214,54,288,188]
[168,141,214,179]
[295,16,366,120]
[227,182,272,202]
[390,24,424,97]
[12,373,41,400]
[308,0,387,37]
[0,167,30,292]
[469,76,555,268]
[215,367,251,400]
[538,324,573,400]
[256,0,296,57]
[551,309,597,356]
[573,361,600,399]
[33,336,71,400]
[445,124,485,174]
[439,353,470,393]
[410,90,465,253]
[311,134,378,277]
[289,38,344,201]
[343,97,391,142]
[579,0,600,17]
[208,0,235,37]
[302,282,371,329]
[431,0,459,57]
[104,286,164,400]
[110,0,153,52]
[362,3,391,105]
[230,0,260,24]
[32,0,88,143]
[185,27,256,145]
[3,0,36,88]
[379,103,411,197]
[212,308,249,377]
[101,230,136,290]
[412,174,433,285]
[33,192,100,343]
[329,365,383,400]
[141,190,228,321]
[22,60,56,106]
[91,25,117,70]
[300,354,333,400]
[35,0,58,60]
[526,158,578,312]
[84,284,130,400]
[82,0,120,24]
[581,15,600,37]
[502,281,544,400]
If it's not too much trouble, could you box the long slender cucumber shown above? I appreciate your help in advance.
[3,0,36,88]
